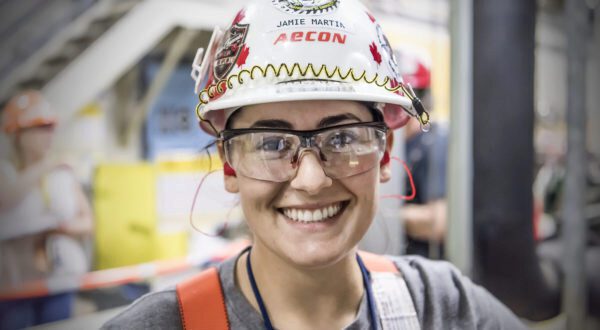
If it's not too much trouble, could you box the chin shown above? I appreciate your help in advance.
[278,239,357,270]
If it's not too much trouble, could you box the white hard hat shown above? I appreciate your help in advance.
[191,0,429,134]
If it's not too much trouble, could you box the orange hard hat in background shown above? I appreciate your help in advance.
[1,90,57,134]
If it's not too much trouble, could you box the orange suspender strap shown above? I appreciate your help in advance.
[358,250,399,274]
[176,251,397,330]
[176,267,229,330]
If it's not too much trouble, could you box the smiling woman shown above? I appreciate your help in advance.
[103,0,527,329]
[224,101,383,271]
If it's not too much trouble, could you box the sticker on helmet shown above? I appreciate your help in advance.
[232,9,245,25]
[369,42,382,65]
[275,18,346,29]
[375,24,401,81]
[273,31,347,45]
[366,11,377,23]
[214,23,249,80]
[236,45,250,68]
[272,0,340,15]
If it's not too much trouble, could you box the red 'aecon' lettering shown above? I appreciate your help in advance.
[273,33,288,45]
[318,32,331,42]
[333,33,346,44]
[274,31,347,45]
[291,31,303,42]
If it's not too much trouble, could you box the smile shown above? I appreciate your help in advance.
[279,202,347,223]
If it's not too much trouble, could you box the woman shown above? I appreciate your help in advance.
[104,1,526,329]
[0,90,93,328]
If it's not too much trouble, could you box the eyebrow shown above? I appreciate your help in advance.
[250,119,293,129]
[249,113,363,129]
[317,113,363,128]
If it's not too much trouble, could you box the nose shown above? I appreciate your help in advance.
[289,150,332,195]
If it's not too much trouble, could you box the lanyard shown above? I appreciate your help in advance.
[245,248,380,330]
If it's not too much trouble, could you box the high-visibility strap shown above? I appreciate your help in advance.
[371,273,421,330]
[360,251,421,330]
[177,267,229,330]
[359,250,400,273]
[176,251,407,330]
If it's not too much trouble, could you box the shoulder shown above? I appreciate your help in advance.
[101,289,181,329]
[389,255,528,330]
[102,256,239,330]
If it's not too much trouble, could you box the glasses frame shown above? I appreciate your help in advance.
[219,121,388,143]
[219,121,389,180]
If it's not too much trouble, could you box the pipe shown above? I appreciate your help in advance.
[447,0,474,276]
[562,0,589,328]
[472,0,562,320]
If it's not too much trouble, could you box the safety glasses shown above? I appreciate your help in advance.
[220,122,388,182]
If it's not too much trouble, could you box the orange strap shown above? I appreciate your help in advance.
[176,251,397,330]
[359,250,400,273]
[176,267,229,330]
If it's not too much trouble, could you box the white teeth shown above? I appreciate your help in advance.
[303,210,312,221]
[291,209,297,220]
[314,209,323,221]
[281,203,343,223]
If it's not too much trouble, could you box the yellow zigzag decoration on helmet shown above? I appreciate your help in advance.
[197,63,402,112]
[194,63,433,131]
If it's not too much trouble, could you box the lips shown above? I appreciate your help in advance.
[278,201,348,223]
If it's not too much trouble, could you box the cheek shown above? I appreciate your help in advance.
[236,178,283,226]
[346,169,380,215]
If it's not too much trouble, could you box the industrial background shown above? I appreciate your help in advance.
[0,0,598,329]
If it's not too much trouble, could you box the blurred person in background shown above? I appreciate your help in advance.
[395,48,448,259]
[0,90,93,329]
[103,1,525,329]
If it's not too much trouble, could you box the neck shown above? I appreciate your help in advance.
[236,243,364,330]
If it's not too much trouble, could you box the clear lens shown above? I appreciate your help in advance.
[318,126,385,178]
[224,124,386,182]
[225,133,299,182]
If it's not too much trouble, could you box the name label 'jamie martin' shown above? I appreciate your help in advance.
[275,18,346,29]
[273,31,347,45]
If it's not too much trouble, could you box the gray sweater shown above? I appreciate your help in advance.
[102,254,527,329]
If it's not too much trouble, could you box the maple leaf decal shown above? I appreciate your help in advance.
[369,42,382,65]
[232,9,245,25]
[366,11,376,23]
[236,45,250,68]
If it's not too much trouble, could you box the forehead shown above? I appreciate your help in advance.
[228,100,373,129]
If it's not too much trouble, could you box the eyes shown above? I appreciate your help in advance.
[258,136,293,153]
[255,130,358,153]
[324,130,357,151]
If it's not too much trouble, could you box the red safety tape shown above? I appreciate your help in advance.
[0,239,250,301]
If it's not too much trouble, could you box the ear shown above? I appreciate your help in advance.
[383,104,411,130]
[380,130,393,183]
[218,142,239,193]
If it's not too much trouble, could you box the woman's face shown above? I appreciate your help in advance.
[17,125,55,160]
[222,100,392,268]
